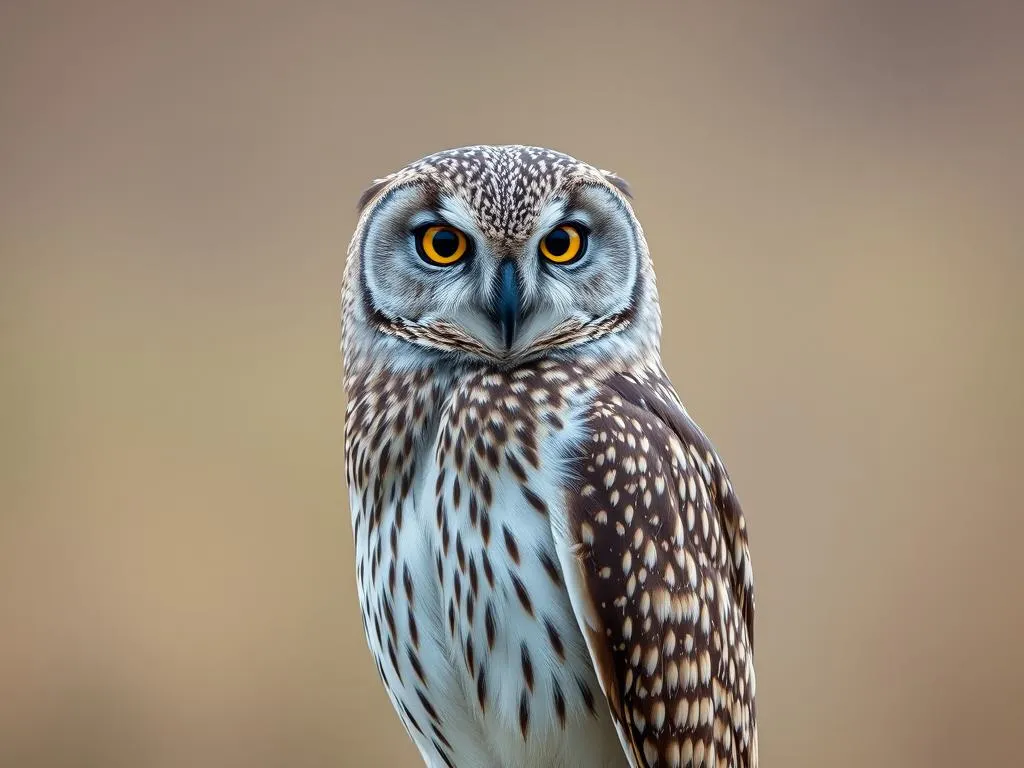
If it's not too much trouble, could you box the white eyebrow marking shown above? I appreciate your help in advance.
[436,195,481,235]
[534,197,570,235]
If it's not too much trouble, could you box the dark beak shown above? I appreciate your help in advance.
[493,259,521,351]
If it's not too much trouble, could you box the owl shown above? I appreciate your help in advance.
[342,145,756,768]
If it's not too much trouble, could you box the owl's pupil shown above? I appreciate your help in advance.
[432,229,459,257]
[545,229,570,256]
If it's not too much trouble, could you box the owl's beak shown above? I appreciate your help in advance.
[493,259,521,351]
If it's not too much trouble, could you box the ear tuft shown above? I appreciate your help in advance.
[600,170,633,199]
[356,177,393,214]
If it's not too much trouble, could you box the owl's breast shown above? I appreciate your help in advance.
[422,362,628,766]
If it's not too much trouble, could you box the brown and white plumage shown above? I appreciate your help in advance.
[554,366,756,767]
[342,145,756,767]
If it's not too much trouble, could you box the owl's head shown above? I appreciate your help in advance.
[342,145,661,374]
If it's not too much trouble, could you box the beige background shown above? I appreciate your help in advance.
[2,1,1023,766]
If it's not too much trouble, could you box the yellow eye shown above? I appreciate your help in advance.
[539,224,586,264]
[417,225,468,265]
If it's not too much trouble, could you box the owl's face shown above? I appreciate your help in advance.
[344,146,660,370]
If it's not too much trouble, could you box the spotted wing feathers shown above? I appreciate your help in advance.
[553,369,756,768]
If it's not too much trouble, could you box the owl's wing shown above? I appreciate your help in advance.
[550,369,756,768]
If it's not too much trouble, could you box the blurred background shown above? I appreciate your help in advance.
[2,1,1022,766]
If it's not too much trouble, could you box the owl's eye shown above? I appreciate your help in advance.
[539,223,587,264]
[415,225,469,266]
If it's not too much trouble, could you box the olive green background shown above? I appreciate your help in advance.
[2,1,1022,766]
